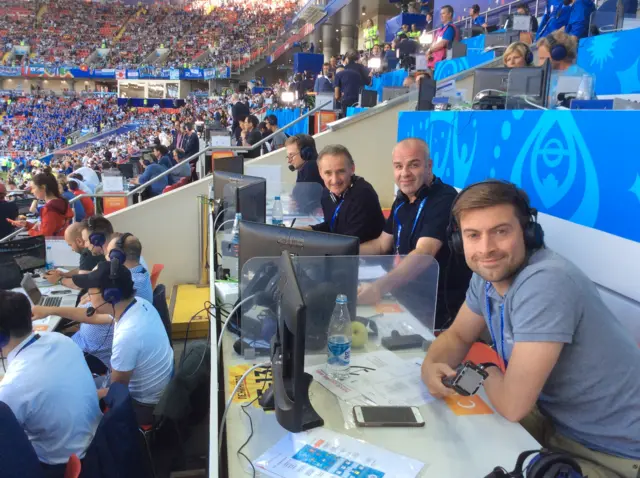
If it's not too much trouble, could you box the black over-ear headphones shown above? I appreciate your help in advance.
[296,135,318,162]
[87,216,106,248]
[485,449,584,478]
[515,42,534,65]
[109,233,133,276]
[545,34,567,62]
[447,180,544,255]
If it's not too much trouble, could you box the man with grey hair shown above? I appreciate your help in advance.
[359,137,471,330]
[303,144,385,243]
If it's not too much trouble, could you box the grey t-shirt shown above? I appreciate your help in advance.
[466,248,640,458]
[270,130,287,150]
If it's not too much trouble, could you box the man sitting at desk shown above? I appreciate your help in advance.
[358,138,471,329]
[72,262,173,425]
[0,290,101,474]
[422,181,640,477]
[44,222,104,289]
[303,145,385,244]
[130,157,168,199]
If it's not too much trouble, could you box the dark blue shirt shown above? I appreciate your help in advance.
[537,0,572,39]
[566,0,595,38]
[335,68,363,105]
[138,163,169,196]
[473,16,486,25]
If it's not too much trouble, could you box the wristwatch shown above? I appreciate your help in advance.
[479,362,500,372]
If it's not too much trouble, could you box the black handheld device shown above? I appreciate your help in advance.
[441,361,490,396]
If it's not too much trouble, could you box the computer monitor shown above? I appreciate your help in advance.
[417,76,437,111]
[484,31,520,50]
[0,236,46,273]
[472,67,511,100]
[258,251,324,432]
[213,156,243,175]
[506,59,552,109]
[238,221,359,339]
[118,163,134,179]
[13,197,34,215]
[213,171,266,223]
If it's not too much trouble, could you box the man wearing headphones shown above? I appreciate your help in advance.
[422,181,640,477]
[104,233,153,303]
[73,261,173,425]
[0,290,101,472]
[286,134,325,212]
[359,138,472,329]
[304,145,385,243]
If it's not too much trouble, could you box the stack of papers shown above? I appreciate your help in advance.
[305,350,434,407]
[255,428,425,478]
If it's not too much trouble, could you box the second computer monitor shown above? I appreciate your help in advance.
[213,156,244,175]
[213,171,266,223]
[472,67,511,100]
[0,236,46,273]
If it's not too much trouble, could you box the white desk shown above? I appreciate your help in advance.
[220,310,539,478]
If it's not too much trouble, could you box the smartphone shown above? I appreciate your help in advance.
[353,406,425,428]
[50,290,72,295]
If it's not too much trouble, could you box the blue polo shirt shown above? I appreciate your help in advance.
[473,16,485,25]
[441,23,456,42]
[536,0,571,39]
[138,162,168,196]
[566,0,595,38]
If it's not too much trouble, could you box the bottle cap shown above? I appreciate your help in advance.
[335,294,347,304]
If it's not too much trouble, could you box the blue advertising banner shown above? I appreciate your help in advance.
[397,110,640,243]
[0,65,228,81]
[181,68,204,79]
[0,66,21,77]
[577,26,640,95]
[126,69,139,79]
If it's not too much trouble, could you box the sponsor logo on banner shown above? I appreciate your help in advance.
[127,69,139,79]
[115,69,126,80]
[169,68,180,80]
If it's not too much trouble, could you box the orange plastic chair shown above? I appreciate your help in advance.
[150,264,164,290]
[64,454,81,478]
[464,342,506,373]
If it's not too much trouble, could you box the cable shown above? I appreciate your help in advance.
[212,206,231,233]
[218,361,271,455]
[522,96,548,110]
[215,219,234,237]
[217,293,259,359]
[237,375,269,478]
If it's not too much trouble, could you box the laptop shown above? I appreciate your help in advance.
[20,274,77,308]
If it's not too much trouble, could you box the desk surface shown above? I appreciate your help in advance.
[220,310,539,478]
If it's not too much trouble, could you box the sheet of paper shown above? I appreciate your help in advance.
[306,350,434,407]
[210,135,232,147]
[45,239,79,268]
[358,265,388,281]
[228,364,272,407]
[102,175,124,193]
[254,428,425,478]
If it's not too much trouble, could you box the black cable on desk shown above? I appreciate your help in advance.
[237,374,269,478]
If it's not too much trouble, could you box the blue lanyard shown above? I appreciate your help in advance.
[14,333,40,359]
[330,200,344,233]
[484,282,508,368]
[394,198,427,254]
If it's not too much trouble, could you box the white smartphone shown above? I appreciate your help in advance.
[353,406,425,428]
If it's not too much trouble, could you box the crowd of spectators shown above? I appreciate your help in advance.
[1,0,298,70]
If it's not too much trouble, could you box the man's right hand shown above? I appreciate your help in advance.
[422,362,457,399]
[44,270,62,285]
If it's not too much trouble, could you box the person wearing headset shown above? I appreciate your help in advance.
[302,144,385,243]
[503,42,534,68]
[537,31,593,106]
[422,180,640,477]
[72,261,173,425]
[358,138,472,330]
[285,134,325,213]
[0,290,101,473]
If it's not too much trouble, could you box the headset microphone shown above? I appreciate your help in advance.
[288,165,295,172]
[86,302,109,317]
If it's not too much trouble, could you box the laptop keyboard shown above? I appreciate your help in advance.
[41,296,62,307]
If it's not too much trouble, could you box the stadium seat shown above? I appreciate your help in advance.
[150,264,164,290]
[162,177,190,194]
[64,454,81,478]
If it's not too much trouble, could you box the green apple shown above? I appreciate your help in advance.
[351,321,368,349]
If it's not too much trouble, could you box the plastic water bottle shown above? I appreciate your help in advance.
[271,196,284,226]
[229,212,242,279]
[576,74,594,101]
[45,245,53,271]
[327,294,352,380]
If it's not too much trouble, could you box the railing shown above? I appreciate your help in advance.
[0,101,331,243]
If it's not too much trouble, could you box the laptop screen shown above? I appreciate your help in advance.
[0,236,47,273]
[20,275,42,304]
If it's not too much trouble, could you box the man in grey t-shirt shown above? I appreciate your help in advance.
[265,114,287,152]
[422,181,640,478]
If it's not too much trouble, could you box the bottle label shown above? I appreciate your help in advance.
[327,339,351,366]
[271,218,283,226]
